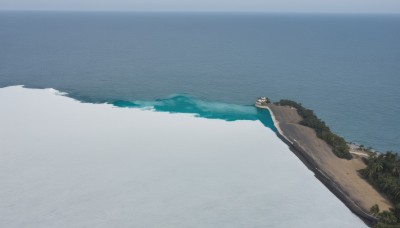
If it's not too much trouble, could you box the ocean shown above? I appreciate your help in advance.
[0,12,399,151]
[1,12,397,227]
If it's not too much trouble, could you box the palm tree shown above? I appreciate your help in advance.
[392,186,400,200]
[392,162,400,179]
[381,179,394,192]
[368,158,384,177]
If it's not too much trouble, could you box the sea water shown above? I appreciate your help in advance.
[0,12,399,151]
[0,13,398,225]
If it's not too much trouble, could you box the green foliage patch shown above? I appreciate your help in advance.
[275,99,352,159]
[362,152,400,227]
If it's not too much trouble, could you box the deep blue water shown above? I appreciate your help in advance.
[0,12,399,151]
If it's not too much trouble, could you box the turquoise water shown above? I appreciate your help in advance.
[113,94,276,129]
[0,12,399,151]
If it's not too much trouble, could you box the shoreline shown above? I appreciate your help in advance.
[256,104,287,140]
[260,104,388,226]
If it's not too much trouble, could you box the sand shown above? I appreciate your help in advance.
[266,104,392,213]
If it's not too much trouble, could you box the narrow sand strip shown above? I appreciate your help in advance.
[266,104,392,215]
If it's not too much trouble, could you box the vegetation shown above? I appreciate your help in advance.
[353,143,376,157]
[370,204,380,216]
[361,152,400,227]
[274,99,400,226]
[274,99,352,159]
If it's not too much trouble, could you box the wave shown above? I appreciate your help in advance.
[47,88,68,96]
[3,86,276,131]
[113,94,276,130]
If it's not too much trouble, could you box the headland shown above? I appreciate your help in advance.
[257,102,392,226]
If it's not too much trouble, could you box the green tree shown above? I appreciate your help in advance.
[378,211,398,225]
[371,204,380,216]
[360,152,400,227]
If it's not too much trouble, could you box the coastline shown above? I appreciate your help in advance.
[260,104,392,226]
[256,104,287,141]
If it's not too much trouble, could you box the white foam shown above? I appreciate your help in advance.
[0,86,366,228]
[46,88,68,96]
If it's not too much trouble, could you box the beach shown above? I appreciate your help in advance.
[264,104,392,224]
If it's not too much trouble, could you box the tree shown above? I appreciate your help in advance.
[360,152,400,227]
[392,163,400,179]
[371,204,380,216]
[378,211,398,225]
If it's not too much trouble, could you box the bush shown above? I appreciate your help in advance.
[371,204,380,216]
[275,99,352,159]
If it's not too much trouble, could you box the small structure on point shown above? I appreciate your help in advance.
[255,97,269,108]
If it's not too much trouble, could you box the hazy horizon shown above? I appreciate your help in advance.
[1,9,400,15]
[0,0,399,14]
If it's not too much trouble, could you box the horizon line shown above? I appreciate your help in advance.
[1,9,400,15]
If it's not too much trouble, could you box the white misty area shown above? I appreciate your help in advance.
[0,86,365,228]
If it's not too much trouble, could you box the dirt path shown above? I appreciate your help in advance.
[266,104,392,213]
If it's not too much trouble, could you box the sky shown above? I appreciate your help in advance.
[0,0,399,14]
